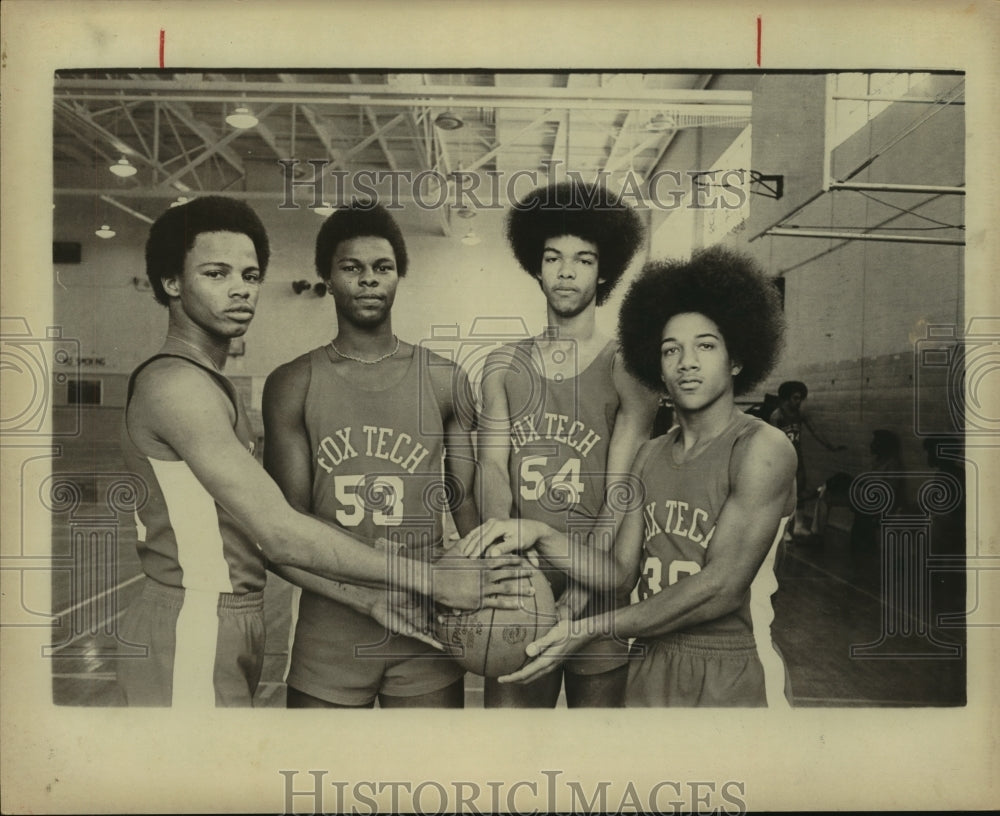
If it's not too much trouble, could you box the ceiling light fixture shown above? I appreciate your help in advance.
[95,224,116,239]
[460,229,481,247]
[644,113,677,133]
[434,111,464,131]
[169,196,192,208]
[109,156,138,178]
[313,202,337,217]
[453,205,476,219]
[226,105,259,129]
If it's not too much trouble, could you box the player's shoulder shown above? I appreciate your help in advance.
[265,350,313,389]
[612,346,659,401]
[732,415,797,472]
[417,343,462,375]
[419,344,472,414]
[133,356,224,403]
[262,351,315,417]
[487,339,529,363]
[129,357,236,437]
[632,432,671,471]
[481,341,525,386]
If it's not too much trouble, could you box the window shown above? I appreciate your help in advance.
[67,379,102,405]
[829,72,932,149]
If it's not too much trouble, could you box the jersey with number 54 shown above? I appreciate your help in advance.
[505,339,618,531]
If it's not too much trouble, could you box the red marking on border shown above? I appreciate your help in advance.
[756,16,762,67]
[159,29,165,68]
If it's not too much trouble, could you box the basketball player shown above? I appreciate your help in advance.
[477,180,658,708]
[120,196,525,707]
[770,381,845,493]
[263,202,481,708]
[466,247,797,707]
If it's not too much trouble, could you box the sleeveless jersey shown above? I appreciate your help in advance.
[304,345,446,550]
[505,339,618,530]
[121,353,266,594]
[287,345,456,701]
[631,412,793,638]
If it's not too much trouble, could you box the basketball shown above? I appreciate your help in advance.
[435,562,558,677]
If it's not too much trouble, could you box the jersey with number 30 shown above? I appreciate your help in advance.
[631,412,792,637]
[505,339,618,531]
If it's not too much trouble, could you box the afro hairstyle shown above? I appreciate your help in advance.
[778,381,808,401]
[505,180,644,306]
[618,246,785,397]
[314,201,409,280]
[145,196,270,307]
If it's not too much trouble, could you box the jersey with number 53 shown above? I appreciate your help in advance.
[305,345,446,556]
[505,338,618,531]
[631,412,792,637]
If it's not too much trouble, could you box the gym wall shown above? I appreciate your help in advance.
[741,73,963,485]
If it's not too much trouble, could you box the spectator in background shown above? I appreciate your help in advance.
[769,381,846,495]
[769,380,846,540]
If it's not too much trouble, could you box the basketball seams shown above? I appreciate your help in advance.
[433,564,557,677]
[529,573,539,648]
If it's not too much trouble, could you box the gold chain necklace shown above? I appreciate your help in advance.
[329,335,400,365]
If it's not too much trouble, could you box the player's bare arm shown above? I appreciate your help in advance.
[427,352,480,536]
[462,437,654,592]
[559,352,659,617]
[608,424,795,639]
[501,426,795,682]
[477,345,515,521]
[802,412,846,452]
[261,356,402,619]
[262,355,314,514]
[605,351,661,511]
[133,360,526,610]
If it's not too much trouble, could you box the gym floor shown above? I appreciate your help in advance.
[47,408,966,709]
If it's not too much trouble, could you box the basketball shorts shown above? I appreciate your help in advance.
[626,632,768,707]
[531,559,628,677]
[563,585,629,676]
[287,591,464,707]
[116,578,265,707]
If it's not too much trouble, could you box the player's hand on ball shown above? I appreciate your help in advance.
[554,593,573,624]
[497,617,597,684]
[432,553,534,612]
[369,589,442,650]
[457,518,550,559]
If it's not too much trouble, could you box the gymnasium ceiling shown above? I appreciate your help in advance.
[53,71,751,234]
